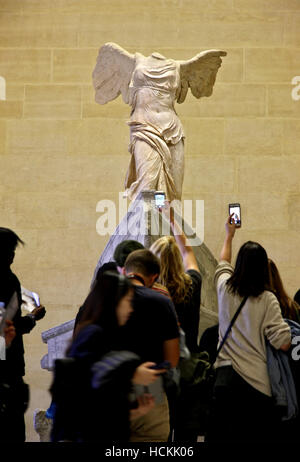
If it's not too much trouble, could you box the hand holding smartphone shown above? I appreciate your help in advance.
[21,287,41,312]
[149,361,171,371]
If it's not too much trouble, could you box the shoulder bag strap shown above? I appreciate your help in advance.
[213,296,248,363]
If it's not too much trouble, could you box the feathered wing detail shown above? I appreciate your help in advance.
[92,42,135,105]
[176,50,227,104]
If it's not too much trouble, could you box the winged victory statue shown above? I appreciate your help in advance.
[93,43,227,202]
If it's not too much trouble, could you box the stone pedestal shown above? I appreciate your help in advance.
[35,319,75,442]
[40,319,74,371]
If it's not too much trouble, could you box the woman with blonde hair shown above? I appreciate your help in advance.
[268,258,300,323]
[150,206,201,353]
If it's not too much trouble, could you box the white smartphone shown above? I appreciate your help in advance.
[229,203,242,228]
[154,191,166,208]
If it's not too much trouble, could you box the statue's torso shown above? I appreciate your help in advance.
[128,53,184,144]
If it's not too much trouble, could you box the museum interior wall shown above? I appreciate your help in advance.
[0,0,299,441]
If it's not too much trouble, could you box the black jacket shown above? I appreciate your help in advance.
[0,268,36,381]
[51,324,141,442]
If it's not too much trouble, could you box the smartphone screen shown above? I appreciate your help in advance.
[155,191,165,208]
[229,203,241,227]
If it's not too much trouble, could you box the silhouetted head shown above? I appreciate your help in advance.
[90,261,119,291]
[113,240,145,269]
[0,228,24,268]
[227,241,269,298]
[95,262,118,280]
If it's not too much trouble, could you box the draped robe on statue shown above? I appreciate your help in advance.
[125,53,184,202]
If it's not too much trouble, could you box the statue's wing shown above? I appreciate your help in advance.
[177,50,227,104]
[92,42,135,105]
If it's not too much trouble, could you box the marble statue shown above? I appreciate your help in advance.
[92,42,226,202]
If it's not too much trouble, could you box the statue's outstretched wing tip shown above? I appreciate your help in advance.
[197,49,227,60]
[205,49,227,54]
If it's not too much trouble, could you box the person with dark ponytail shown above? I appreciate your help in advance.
[208,216,291,443]
[51,271,162,442]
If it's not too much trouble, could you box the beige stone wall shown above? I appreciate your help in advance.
[0,0,299,441]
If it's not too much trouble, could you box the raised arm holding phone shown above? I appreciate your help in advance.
[207,214,292,443]
[151,202,201,353]
[220,213,236,264]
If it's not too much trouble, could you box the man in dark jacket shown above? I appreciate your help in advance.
[121,249,180,442]
[0,227,46,442]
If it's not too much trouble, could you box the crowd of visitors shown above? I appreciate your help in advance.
[1,205,300,443]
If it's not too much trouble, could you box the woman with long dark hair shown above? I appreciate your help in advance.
[51,271,161,442]
[208,216,291,442]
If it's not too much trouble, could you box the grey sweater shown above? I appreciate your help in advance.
[214,261,291,396]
